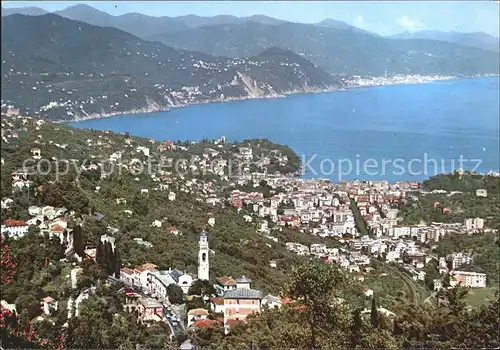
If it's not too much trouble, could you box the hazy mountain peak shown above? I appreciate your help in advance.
[245,15,288,25]
[55,4,112,20]
[59,3,107,14]
[317,18,375,36]
[1,6,48,16]
[257,46,295,56]
[388,30,499,52]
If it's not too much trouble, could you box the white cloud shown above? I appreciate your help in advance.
[353,15,365,28]
[396,15,425,31]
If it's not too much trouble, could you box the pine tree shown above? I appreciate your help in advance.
[114,250,121,278]
[104,242,113,275]
[95,240,105,269]
[108,248,117,276]
[371,295,379,329]
[72,225,85,256]
[351,308,363,347]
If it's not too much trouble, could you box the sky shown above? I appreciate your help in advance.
[3,1,500,36]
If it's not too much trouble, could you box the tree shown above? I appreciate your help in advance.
[442,284,469,317]
[72,224,85,256]
[1,235,17,285]
[95,240,105,269]
[188,279,217,298]
[282,259,346,348]
[350,308,364,347]
[370,295,379,329]
[114,250,121,278]
[167,284,184,305]
[186,296,206,312]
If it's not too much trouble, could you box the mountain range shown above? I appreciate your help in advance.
[1,14,341,121]
[388,30,499,53]
[2,4,498,77]
[1,7,499,121]
[1,5,292,38]
[2,4,498,52]
[145,21,499,76]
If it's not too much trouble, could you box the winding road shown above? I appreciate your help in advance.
[373,262,420,305]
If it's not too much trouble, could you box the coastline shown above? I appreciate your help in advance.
[56,85,342,123]
[59,74,498,124]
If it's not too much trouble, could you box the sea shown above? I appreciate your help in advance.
[68,77,500,183]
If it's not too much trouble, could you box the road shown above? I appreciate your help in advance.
[379,264,420,305]
[424,291,437,304]
[106,276,185,336]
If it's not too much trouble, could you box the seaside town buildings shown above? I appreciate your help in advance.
[1,113,496,338]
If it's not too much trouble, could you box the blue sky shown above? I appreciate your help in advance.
[3,1,499,36]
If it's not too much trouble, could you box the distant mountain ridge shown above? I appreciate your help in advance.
[1,14,342,121]
[1,4,293,38]
[3,4,496,54]
[389,30,499,52]
[147,21,499,76]
[2,6,48,16]
[317,18,375,35]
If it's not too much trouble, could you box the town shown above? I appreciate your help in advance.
[1,110,498,348]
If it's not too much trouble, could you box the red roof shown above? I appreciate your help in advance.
[3,219,28,227]
[51,224,64,232]
[211,297,224,305]
[216,276,237,286]
[192,319,218,328]
[125,290,138,297]
[167,227,178,231]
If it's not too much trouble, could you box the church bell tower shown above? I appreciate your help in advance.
[198,231,209,280]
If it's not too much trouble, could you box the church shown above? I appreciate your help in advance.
[198,230,210,281]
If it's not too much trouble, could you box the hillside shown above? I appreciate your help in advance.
[147,21,500,76]
[388,30,500,53]
[1,114,498,350]
[0,115,308,294]
[1,14,342,121]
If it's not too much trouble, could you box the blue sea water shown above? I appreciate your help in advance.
[68,77,500,183]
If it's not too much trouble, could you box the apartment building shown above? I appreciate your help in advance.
[452,271,487,288]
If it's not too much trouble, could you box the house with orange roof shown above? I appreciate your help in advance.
[1,219,30,239]
[141,263,159,271]
[137,297,164,323]
[187,308,209,327]
[215,276,237,296]
[222,277,263,334]
[41,296,58,315]
[191,319,220,328]
[167,227,180,235]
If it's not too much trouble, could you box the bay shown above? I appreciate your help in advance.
[68,77,500,182]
